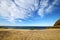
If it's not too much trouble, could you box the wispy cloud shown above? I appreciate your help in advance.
[38,0,49,17]
[38,8,44,17]
[38,0,58,17]
[46,0,58,13]
[0,0,59,23]
[0,0,38,22]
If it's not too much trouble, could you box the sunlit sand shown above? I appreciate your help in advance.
[0,28,60,40]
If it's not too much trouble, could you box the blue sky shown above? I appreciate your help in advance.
[0,0,60,26]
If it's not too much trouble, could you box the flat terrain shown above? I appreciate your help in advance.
[0,29,60,40]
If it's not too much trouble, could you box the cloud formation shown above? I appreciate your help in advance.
[0,0,59,22]
[0,0,39,22]
[38,0,58,17]
[46,0,58,13]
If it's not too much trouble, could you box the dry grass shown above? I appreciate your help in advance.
[0,29,60,40]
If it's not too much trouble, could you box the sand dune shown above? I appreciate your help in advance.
[0,29,60,40]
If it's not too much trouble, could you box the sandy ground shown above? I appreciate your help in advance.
[0,29,60,40]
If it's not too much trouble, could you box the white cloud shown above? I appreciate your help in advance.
[40,0,48,8]
[0,0,59,23]
[0,0,39,22]
[38,8,44,17]
[46,5,52,13]
[46,0,58,13]
[38,0,49,17]
[38,0,58,17]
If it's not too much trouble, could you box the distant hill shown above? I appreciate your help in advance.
[54,19,60,27]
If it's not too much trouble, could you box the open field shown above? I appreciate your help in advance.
[0,29,60,40]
